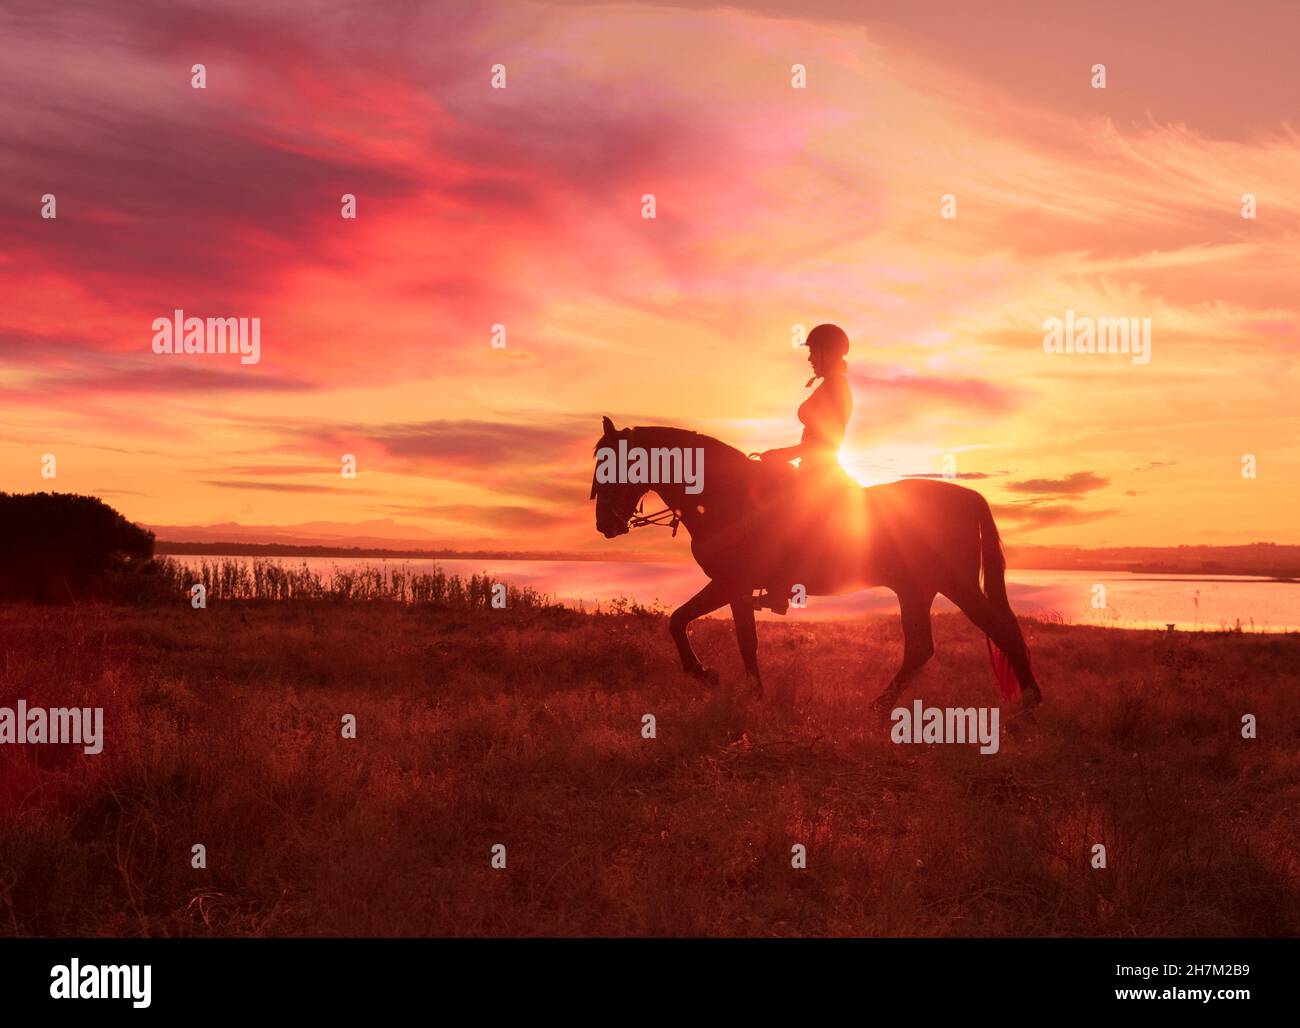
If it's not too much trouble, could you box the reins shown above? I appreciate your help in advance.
[628,452,767,536]
[609,437,769,539]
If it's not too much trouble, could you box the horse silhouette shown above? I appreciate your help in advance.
[590,417,1041,708]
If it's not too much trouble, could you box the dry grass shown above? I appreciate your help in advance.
[0,601,1296,937]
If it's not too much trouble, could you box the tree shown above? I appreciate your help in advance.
[0,492,155,602]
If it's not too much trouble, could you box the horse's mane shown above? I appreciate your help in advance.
[590,425,758,503]
[623,425,750,464]
[593,425,747,458]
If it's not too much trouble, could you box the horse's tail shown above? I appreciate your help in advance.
[977,495,1021,700]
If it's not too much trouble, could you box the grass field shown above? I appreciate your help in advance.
[1,600,1296,937]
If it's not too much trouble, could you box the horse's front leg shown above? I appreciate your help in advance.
[729,597,763,697]
[669,579,734,685]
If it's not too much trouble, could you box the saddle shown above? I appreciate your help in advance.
[741,458,867,586]
[745,458,860,517]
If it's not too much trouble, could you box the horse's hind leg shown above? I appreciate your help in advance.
[870,587,935,713]
[941,582,1041,704]
[729,597,763,697]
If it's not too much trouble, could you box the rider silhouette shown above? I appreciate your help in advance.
[754,323,856,614]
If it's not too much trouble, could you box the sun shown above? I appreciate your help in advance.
[838,450,869,485]
[838,443,944,487]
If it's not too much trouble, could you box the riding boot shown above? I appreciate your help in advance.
[749,587,791,614]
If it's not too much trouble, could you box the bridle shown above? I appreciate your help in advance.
[591,470,682,537]
[632,453,762,535]
[628,499,681,537]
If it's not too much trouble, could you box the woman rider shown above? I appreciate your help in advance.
[754,323,857,614]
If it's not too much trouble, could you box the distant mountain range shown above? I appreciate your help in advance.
[146,518,651,563]
[145,518,440,551]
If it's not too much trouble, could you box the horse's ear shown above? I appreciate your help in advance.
[601,415,616,436]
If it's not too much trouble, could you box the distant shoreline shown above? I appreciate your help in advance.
[153,541,663,564]
[154,540,1300,580]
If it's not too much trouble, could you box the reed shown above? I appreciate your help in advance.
[153,557,551,610]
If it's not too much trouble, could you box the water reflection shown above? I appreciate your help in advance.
[176,556,1299,632]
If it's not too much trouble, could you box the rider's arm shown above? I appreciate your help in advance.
[760,444,803,463]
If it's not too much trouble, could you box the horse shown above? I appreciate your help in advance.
[589,417,1041,709]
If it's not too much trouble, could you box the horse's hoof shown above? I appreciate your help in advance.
[1021,684,1042,708]
[689,665,720,686]
[870,695,898,726]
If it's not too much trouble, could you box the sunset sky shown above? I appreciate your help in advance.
[3,0,1298,556]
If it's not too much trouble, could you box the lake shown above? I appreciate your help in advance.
[171,555,1300,632]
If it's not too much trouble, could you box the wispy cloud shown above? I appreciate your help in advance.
[2,0,1296,549]
[1006,472,1109,497]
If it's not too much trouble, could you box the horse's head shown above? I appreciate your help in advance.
[590,416,648,538]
